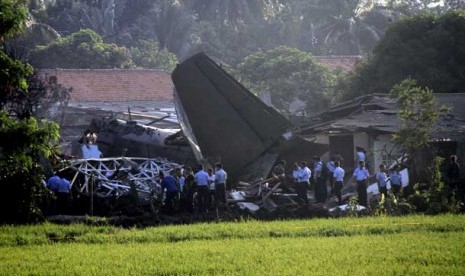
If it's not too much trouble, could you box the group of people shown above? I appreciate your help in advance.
[278,156,346,206]
[45,172,72,215]
[275,146,410,208]
[159,163,228,214]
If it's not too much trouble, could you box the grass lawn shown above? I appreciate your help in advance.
[1,214,464,275]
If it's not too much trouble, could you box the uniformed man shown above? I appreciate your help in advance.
[353,161,370,207]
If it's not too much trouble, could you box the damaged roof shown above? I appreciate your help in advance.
[299,93,465,141]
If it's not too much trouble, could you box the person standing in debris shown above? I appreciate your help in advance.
[160,170,180,215]
[175,168,186,211]
[297,161,311,204]
[353,161,370,207]
[313,156,327,203]
[215,163,228,205]
[46,174,61,215]
[355,146,366,168]
[292,163,300,185]
[389,165,402,200]
[332,161,345,205]
[271,160,287,189]
[326,158,336,195]
[207,167,216,208]
[195,165,210,212]
[184,167,196,213]
[56,175,71,215]
[376,164,388,200]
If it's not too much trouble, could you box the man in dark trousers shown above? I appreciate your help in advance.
[194,165,210,213]
[184,167,196,213]
[313,156,327,203]
[214,163,228,205]
[353,161,370,207]
[160,170,180,215]
[56,175,71,214]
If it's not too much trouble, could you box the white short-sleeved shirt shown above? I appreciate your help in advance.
[333,167,345,182]
[298,167,311,183]
[215,169,227,184]
[208,175,216,190]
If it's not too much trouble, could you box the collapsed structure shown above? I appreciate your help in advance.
[172,52,327,184]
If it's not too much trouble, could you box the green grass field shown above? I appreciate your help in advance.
[1,214,464,275]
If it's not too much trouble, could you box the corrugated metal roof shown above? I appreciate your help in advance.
[299,93,465,141]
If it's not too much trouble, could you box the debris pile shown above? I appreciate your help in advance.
[228,178,305,213]
[57,157,183,215]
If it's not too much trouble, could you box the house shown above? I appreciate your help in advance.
[297,93,465,176]
[38,69,179,156]
[314,55,362,73]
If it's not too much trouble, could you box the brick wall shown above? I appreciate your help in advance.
[40,69,174,102]
[314,56,362,72]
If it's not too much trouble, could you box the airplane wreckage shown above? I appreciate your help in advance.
[61,52,332,216]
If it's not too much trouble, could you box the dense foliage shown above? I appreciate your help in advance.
[29,29,132,69]
[341,10,465,99]
[237,46,335,114]
[0,0,61,224]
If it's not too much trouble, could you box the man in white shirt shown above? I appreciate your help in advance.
[376,164,388,200]
[215,163,228,205]
[194,165,210,212]
[296,161,311,204]
[332,161,345,205]
[353,161,370,207]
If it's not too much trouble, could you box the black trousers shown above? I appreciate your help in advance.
[216,183,226,204]
[57,192,70,214]
[295,182,309,204]
[334,181,343,204]
[315,177,327,203]
[391,184,401,198]
[356,180,368,207]
[379,186,388,199]
[197,186,210,212]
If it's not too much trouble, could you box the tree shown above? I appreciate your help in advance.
[28,28,133,69]
[304,0,394,55]
[0,0,31,109]
[389,78,447,181]
[1,0,60,224]
[128,40,178,71]
[341,10,465,99]
[2,22,61,61]
[236,46,335,114]
[188,0,280,25]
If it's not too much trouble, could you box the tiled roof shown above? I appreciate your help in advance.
[314,55,363,72]
[39,69,174,102]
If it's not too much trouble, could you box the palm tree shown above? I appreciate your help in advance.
[307,0,396,55]
[188,0,281,24]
